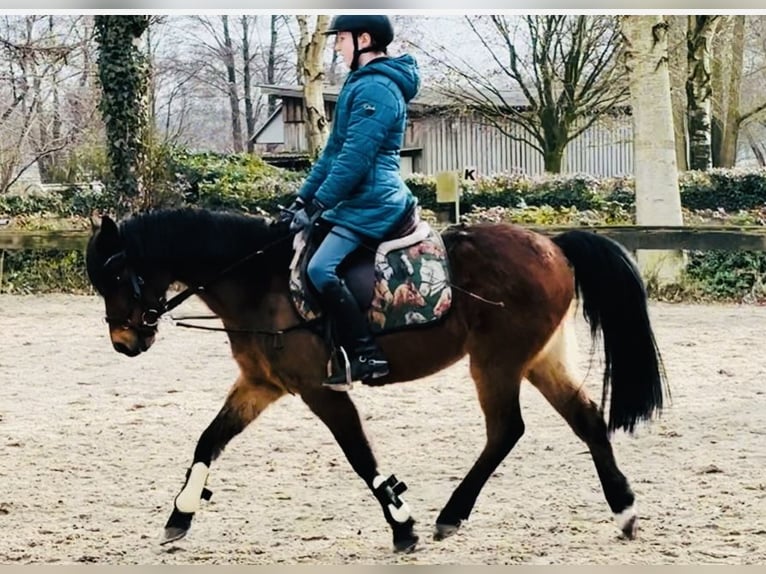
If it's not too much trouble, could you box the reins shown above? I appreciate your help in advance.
[162,231,294,316]
[156,230,314,339]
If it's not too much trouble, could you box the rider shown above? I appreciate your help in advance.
[282,14,420,391]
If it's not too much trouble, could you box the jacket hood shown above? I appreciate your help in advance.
[355,54,420,102]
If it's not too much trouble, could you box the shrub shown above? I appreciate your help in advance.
[4,153,766,300]
[1,249,90,295]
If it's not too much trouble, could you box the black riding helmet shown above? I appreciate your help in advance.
[324,15,394,71]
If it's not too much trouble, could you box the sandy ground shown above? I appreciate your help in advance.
[0,294,765,565]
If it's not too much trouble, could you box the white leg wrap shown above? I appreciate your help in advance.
[175,462,209,513]
[614,504,637,531]
[373,474,412,524]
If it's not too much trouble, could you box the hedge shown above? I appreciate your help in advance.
[2,153,766,302]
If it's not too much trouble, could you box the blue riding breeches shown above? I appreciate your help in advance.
[306,224,366,293]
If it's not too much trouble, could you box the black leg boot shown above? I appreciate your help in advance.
[318,280,390,390]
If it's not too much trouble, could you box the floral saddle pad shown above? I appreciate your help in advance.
[288,221,453,334]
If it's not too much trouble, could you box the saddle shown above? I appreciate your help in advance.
[288,206,453,336]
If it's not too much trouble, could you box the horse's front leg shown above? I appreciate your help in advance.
[161,376,285,545]
[300,387,419,553]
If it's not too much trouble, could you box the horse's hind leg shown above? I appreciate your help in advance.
[161,376,285,545]
[299,387,419,553]
[526,318,638,539]
[435,358,525,540]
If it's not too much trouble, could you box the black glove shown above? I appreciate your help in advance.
[289,199,325,232]
[277,197,305,225]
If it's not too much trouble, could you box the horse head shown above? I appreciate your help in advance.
[86,214,171,357]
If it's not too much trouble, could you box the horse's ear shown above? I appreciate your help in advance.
[96,214,121,252]
[100,215,117,235]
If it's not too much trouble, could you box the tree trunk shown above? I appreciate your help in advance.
[146,24,156,126]
[267,15,279,115]
[621,15,685,285]
[719,15,746,167]
[33,74,51,180]
[49,15,62,175]
[241,16,255,154]
[542,141,566,173]
[222,15,243,153]
[296,15,330,159]
[667,15,688,171]
[540,104,570,173]
[686,16,719,171]
[745,125,766,167]
[94,15,151,213]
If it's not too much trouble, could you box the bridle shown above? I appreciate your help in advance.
[99,230,315,341]
[102,251,167,335]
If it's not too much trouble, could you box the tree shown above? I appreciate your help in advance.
[422,15,627,173]
[94,15,151,212]
[240,16,256,153]
[686,16,721,170]
[0,15,91,192]
[221,16,243,152]
[667,15,689,171]
[620,16,685,284]
[709,15,766,168]
[266,15,281,114]
[150,16,295,153]
[296,15,329,159]
[710,16,742,168]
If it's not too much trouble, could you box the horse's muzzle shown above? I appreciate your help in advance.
[113,341,141,357]
[110,330,155,356]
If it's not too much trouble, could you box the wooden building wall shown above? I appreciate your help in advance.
[280,97,633,177]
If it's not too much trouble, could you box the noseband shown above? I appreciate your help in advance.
[102,251,166,334]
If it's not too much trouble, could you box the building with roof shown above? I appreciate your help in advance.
[253,84,633,178]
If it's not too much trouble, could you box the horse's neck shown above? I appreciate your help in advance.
[192,273,295,332]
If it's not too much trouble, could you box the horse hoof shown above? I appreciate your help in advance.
[394,534,419,553]
[615,505,638,540]
[160,526,188,546]
[621,515,638,540]
[433,522,459,541]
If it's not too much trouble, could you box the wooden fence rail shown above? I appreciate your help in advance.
[2,225,766,252]
[0,229,92,251]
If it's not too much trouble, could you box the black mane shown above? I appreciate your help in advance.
[118,207,293,281]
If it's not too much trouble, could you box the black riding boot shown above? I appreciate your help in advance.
[318,280,390,390]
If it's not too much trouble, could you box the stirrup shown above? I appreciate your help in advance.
[324,346,353,392]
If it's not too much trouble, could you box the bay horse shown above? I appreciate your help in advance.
[85,207,668,553]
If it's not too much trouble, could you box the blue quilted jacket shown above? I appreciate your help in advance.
[297,54,420,239]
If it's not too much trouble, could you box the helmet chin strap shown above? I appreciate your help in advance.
[350,32,378,71]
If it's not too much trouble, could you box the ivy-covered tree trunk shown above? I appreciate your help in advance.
[686,16,720,171]
[94,15,151,214]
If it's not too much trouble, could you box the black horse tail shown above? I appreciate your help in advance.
[552,230,669,434]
